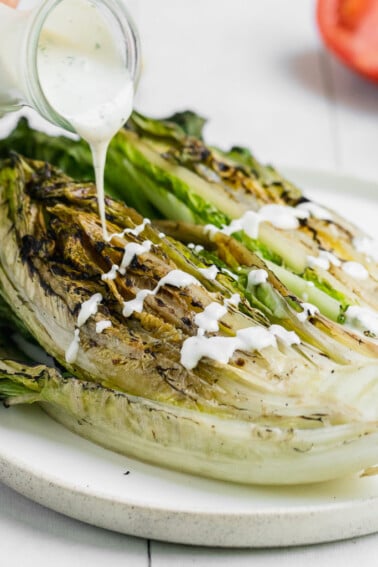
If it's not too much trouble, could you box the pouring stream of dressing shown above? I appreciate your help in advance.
[37,0,134,239]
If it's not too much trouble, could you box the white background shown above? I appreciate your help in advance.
[2,0,378,565]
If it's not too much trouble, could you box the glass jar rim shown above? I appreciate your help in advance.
[24,0,141,133]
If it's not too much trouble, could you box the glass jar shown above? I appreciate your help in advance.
[0,0,140,132]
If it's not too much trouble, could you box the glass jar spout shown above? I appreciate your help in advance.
[0,0,140,132]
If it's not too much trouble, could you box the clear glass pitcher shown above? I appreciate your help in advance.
[0,0,140,132]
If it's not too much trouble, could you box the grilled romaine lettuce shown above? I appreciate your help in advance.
[0,155,378,484]
[2,113,378,329]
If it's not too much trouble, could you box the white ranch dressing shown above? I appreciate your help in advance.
[247,269,268,287]
[102,264,119,281]
[301,281,315,300]
[122,289,152,318]
[108,219,151,243]
[190,244,205,254]
[65,292,103,363]
[269,325,301,347]
[76,293,103,327]
[122,270,201,318]
[306,251,370,281]
[259,204,309,229]
[119,240,152,275]
[102,239,153,281]
[194,303,227,335]
[297,302,319,323]
[297,202,333,221]
[198,265,219,281]
[215,210,261,239]
[96,320,112,334]
[345,306,378,337]
[342,261,369,280]
[180,329,275,370]
[307,250,341,271]
[37,0,134,240]
[205,204,309,241]
[221,267,239,281]
[65,329,81,364]
[307,254,329,271]
[321,251,341,267]
[180,324,300,371]
[102,220,152,281]
[224,293,241,307]
[353,236,378,262]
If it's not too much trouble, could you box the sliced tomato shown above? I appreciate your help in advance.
[317,0,378,82]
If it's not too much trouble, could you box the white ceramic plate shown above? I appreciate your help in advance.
[0,168,378,548]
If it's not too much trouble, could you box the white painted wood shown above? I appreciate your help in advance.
[328,56,378,179]
[0,482,148,567]
[135,0,335,170]
[151,534,378,567]
[1,0,378,563]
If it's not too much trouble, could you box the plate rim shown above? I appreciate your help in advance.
[2,440,378,547]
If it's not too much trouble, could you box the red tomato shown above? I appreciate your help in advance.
[317,0,378,82]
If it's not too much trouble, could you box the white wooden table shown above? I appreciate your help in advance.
[1,0,378,564]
